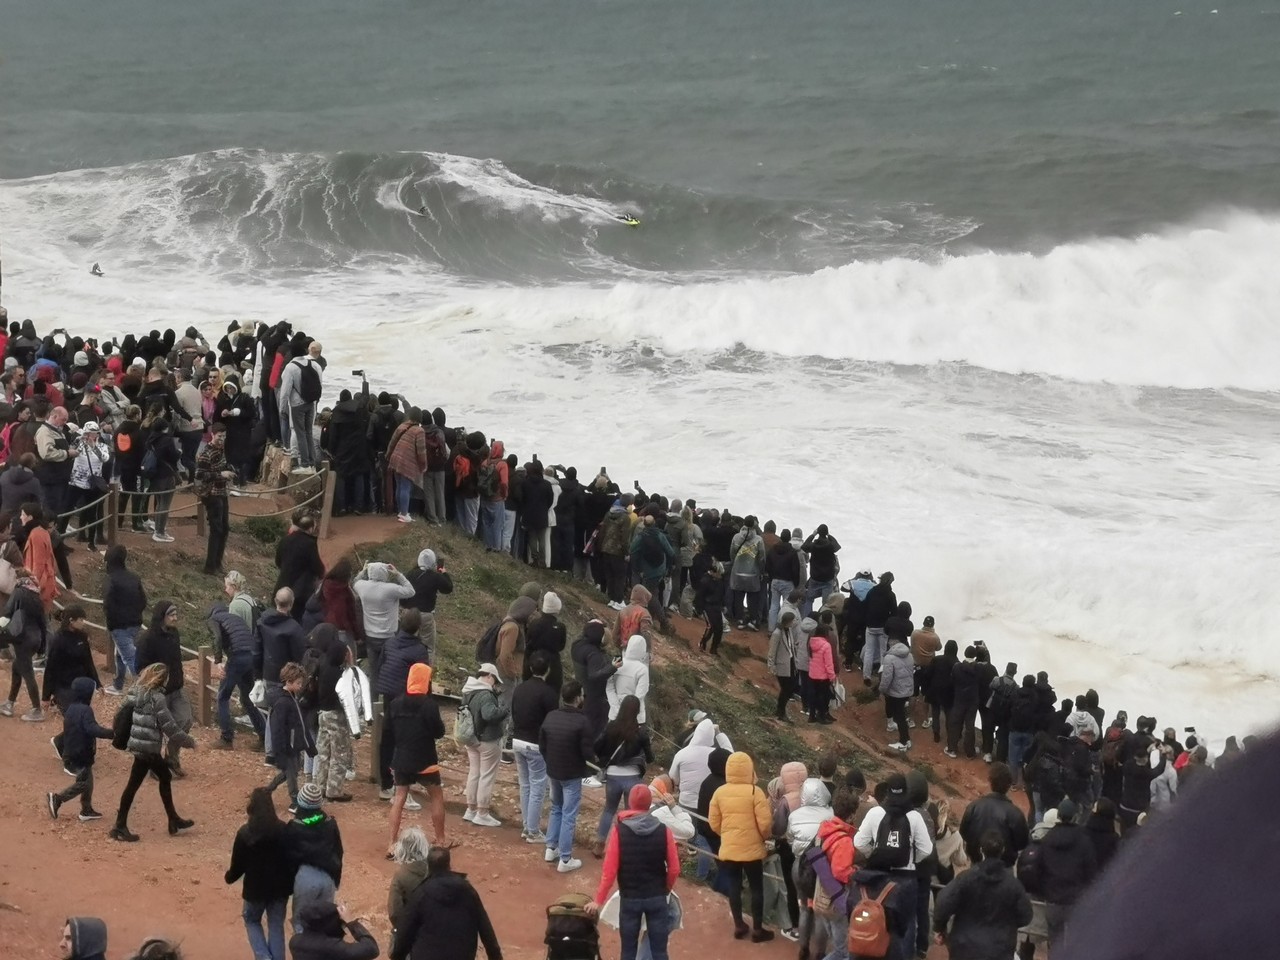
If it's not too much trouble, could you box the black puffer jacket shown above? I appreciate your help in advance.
[285,812,344,887]
[102,547,147,630]
[933,857,1033,960]
[226,821,295,904]
[376,630,432,697]
[958,792,1030,866]
[1021,822,1097,905]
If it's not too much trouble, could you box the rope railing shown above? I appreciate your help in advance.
[54,489,111,520]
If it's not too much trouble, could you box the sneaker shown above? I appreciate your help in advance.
[908,718,917,729]
[47,792,61,819]
[379,788,395,801]
[607,601,624,611]
[63,764,77,778]
[890,740,913,752]
[50,736,62,759]
[0,701,12,717]
[144,520,156,531]
[103,685,124,696]
[923,717,933,729]
[780,928,800,943]
[525,830,547,844]
[943,749,958,759]
[64,524,79,535]
[983,753,993,763]
[463,808,477,822]
[887,721,898,733]
[397,514,412,523]
[288,804,299,815]
[21,709,46,723]
[32,657,46,671]
[557,858,583,874]
[544,847,559,862]
[403,795,421,812]
[78,808,103,822]
[582,776,603,788]
[473,813,501,827]
[152,533,175,543]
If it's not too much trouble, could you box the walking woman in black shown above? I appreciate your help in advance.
[110,662,197,842]
[0,567,50,721]
[226,786,293,960]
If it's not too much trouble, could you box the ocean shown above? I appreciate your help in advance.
[2,0,1279,744]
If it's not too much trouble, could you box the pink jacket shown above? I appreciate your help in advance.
[807,635,836,681]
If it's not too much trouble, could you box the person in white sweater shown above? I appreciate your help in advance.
[607,635,651,724]
[352,561,415,684]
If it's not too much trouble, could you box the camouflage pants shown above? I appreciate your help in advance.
[314,710,353,798]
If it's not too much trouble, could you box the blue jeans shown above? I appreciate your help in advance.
[768,580,795,632]
[598,773,643,841]
[394,473,414,515]
[111,626,139,689]
[862,628,888,679]
[289,402,317,467]
[242,898,287,960]
[819,913,850,960]
[481,500,505,550]
[802,578,835,618]
[546,777,583,861]
[218,652,265,742]
[513,740,547,835]
[1009,731,1034,782]
[457,495,479,536]
[691,832,714,880]
[621,895,672,960]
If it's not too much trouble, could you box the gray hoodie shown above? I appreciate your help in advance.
[353,562,415,638]
[879,641,916,699]
[65,917,108,960]
[785,778,834,855]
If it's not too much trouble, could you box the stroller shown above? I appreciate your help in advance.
[545,892,602,960]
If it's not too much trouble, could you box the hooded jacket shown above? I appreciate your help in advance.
[353,562,415,638]
[571,621,616,703]
[226,817,294,906]
[933,857,1033,960]
[127,685,195,757]
[767,618,798,678]
[0,462,42,514]
[41,625,99,703]
[406,549,453,614]
[598,504,633,557]
[64,917,108,960]
[709,752,773,862]
[480,440,509,501]
[495,596,536,684]
[816,815,858,886]
[325,395,373,474]
[289,902,378,960]
[595,795,681,905]
[765,540,801,585]
[275,528,325,614]
[102,546,147,630]
[669,718,720,808]
[523,609,566,688]
[388,859,431,931]
[630,523,675,582]
[779,761,807,812]
[389,870,503,960]
[728,527,765,591]
[134,624,184,694]
[59,676,112,769]
[1025,821,1098,905]
[606,635,651,723]
[257,608,309,685]
[864,578,897,628]
[285,810,344,888]
[786,779,834,856]
[878,640,916,699]
[389,663,445,774]
[807,632,836,681]
[207,602,258,664]
[460,676,508,743]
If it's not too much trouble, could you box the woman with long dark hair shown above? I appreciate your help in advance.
[226,787,292,960]
[591,694,654,858]
[143,416,182,543]
[110,662,196,842]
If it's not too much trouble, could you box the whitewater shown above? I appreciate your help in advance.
[1,152,1278,746]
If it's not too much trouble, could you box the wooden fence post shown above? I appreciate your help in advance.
[196,644,213,727]
[196,499,206,538]
[318,467,337,540]
[106,484,119,548]
[370,701,383,784]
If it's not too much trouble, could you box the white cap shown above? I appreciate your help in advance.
[477,662,503,685]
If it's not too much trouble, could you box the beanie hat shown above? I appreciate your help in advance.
[417,548,437,570]
[627,784,652,812]
[1057,798,1079,824]
[296,782,324,810]
[542,592,562,615]
[688,709,708,724]
[73,350,89,367]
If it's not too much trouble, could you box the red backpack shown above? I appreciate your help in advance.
[847,881,896,958]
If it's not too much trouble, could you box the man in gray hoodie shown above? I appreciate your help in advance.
[60,916,108,960]
[879,636,917,752]
[353,561,415,687]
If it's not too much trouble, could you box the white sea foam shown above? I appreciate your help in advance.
[1,160,1277,743]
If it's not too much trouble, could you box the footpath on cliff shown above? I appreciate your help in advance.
[0,485,991,959]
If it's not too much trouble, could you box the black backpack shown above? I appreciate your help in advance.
[111,699,136,751]
[795,834,821,900]
[475,621,502,664]
[296,359,322,403]
[639,529,665,567]
[987,675,1018,719]
[866,809,913,871]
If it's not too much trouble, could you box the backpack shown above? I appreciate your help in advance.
[795,835,821,906]
[424,428,448,470]
[866,809,913,871]
[477,462,501,499]
[805,834,850,919]
[544,892,600,960]
[111,699,135,750]
[986,675,1018,717]
[475,621,502,664]
[639,529,665,567]
[295,358,322,403]
[847,881,897,959]
[454,695,480,747]
[140,446,160,480]
[1101,728,1125,768]
[1027,748,1066,802]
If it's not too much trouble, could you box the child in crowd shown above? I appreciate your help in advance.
[268,663,315,809]
[47,676,113,821]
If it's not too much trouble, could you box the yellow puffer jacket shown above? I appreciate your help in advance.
[708,751,772,862]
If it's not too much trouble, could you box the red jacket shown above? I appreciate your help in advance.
[595,808,680,905]
[321,579,362,639]
[816,816,857,885]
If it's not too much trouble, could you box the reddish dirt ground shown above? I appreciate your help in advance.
[0,510,983,959]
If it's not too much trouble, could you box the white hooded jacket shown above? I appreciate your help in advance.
[785,778,834,856]
[337,664,373,736]
[607,635,651,723]
[353,562,415,639]
[668,718,719,808]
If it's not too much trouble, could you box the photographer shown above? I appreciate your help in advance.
[34,406,79,532]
